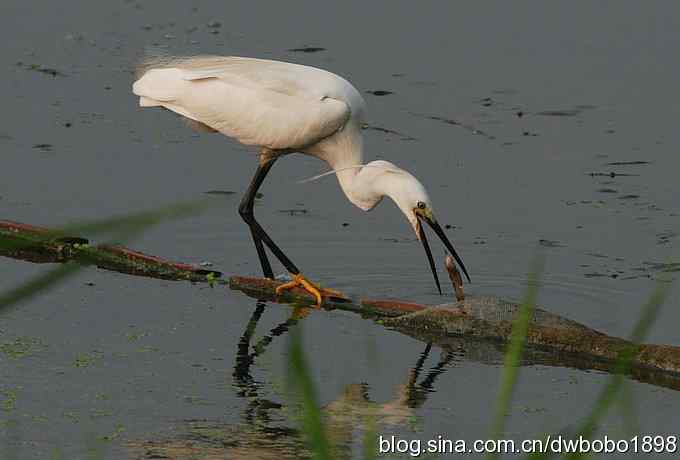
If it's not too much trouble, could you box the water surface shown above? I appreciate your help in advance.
[1,1,679,458]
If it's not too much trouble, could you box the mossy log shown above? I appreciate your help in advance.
[229,277,680,390]
[0,220,220,282]
[3,219,680,389]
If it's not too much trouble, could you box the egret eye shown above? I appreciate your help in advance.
[416,201,426,210]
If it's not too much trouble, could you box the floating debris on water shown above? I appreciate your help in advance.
[584,272,619,279]
[17,62,67,77]
[362,123,416,141]
[605,160,650,166]
[288,46,326,53]
[427,115,459,126]
[656,231,677,245]
[32,143,53,151]
[73,351,103,368]
[539,239,564,248]
[0,337,45,360]
[535,105,596,117]
[366,90,394,96]
[1,390,17,412]
[588,172,638,177]
[278,209,308,216]
[479,97,494,107]
[203,190,235,195]
[420,114,496,140]
[536,109,581,117]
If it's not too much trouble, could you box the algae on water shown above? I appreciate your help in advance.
[0,337,44,360]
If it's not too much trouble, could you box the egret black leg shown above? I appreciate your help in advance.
[239,162,274,278]
[238,158,300,278]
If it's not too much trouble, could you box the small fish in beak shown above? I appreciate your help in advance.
[445,253,465,301]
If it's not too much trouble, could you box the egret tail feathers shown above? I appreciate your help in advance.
[132,68,188,102]
[139,96,162,107]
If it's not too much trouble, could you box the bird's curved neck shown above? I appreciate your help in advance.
[335,166,365,208]
[336,161,395,212]
[313,121,371,209]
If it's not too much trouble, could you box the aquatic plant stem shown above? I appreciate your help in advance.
[287,325,333,460]
[486,256,543,460]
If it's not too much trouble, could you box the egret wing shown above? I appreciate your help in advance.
[133,57,351,150]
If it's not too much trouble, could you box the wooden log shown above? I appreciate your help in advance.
[381,298,680,375]
[0,220,88,263]
[228,276,680,383]
[0,220,220,282]
[227,276,428,317]
[3,219,680,389]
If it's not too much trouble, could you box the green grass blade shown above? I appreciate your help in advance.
[287,325,332,460]
[1,200,212,313]
[0,228,142,314]
[0,200,212,253]
[50,447,63,460]
[59,200,213,236]
[526,277,672,460]
[617,380,639,437]
[0,263,81,311]
[486,256,543,460]
[362,411,378,460]
[562,278,671,460]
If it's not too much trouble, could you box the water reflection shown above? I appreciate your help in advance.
[129,302,458,459]
[129,299,680,458]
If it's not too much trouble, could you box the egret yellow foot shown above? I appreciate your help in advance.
[275,274,346,308]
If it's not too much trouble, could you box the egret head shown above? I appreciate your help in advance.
[374,164,470,294]
[310,160,470,293]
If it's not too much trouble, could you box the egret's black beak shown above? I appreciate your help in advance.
[415,212,470,295]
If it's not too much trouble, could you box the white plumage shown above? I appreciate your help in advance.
[133,56,359,151]
[132,55,469,297]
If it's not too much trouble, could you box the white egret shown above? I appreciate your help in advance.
[132,55,469,306]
